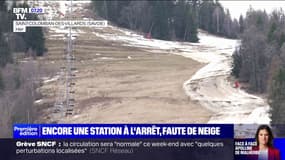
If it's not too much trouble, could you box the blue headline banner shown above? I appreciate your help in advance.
[13,124,233,139]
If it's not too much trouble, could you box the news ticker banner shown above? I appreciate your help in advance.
[1,139,234,160]
[1,138,283,160]
[7,124,285,160]
[13,124,233,139]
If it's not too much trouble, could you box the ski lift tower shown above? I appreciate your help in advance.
[54,0,76,118]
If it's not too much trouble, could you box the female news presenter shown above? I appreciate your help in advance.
[252,125,281,160]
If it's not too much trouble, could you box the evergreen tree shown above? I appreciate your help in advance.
[239,15,244,33]
[199,1,214,31]
[14,3,46,56]
[0,0,7,11]
[0,29,12,67]
[222,9,232,37]
[267,22,277,42]
[0,70,4,91]
[0,0,9,33]
[172,1,198,42]
[151,1,173,40]
[92,0,108,19]
[278,33,285,48]
[173,0,187,39]
[269,69,285,125]
[23,26,45,56]
[184,5,198,42]
[93,0,131,25]
[231,48,242,78]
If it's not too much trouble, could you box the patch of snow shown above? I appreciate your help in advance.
[42,75,60,84]
[100,57,114,60]
[34,99,43,104]
[50,34,64,37]
[94,31,183,50]
[71,0,91,4]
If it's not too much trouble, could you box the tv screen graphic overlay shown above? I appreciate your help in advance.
[0,124,234,160]
[1,0,285,160]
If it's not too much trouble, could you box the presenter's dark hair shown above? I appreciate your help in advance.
[255,125,274,147]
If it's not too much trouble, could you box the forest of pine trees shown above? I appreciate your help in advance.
[231,8,285,125]
[92,0,240,42]
[0,1,45,137]
[0,1,12,68]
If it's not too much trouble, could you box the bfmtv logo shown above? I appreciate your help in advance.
[13,7,44,20]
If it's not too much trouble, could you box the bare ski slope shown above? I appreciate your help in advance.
[39,0,270,124]
[94,27,270,124]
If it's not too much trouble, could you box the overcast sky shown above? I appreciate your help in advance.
[219,1,285,19]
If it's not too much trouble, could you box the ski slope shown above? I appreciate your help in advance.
[183,33,270,124]
[41,0,270,124]
[94,27,270,124]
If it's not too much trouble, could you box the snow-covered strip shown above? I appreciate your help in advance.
[182,32,270,124]
[100,57,114,60]
[50,27,80,35]
[94,25,270,124]
[34,99,43,104]
[94,32,186,51]
[42,75,60,84]
[70,0,91,4]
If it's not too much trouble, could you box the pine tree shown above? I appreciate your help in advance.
[0,0,13,67]
[92,0,108,19]
[278,33,285,48]
[151,1,173,40]
[184,5,198,42]
[173,0,187,39]
[0,0,9,33]
[172,1,198,42]
[267,22,277,42]
[199,1,214,31]
[23,26,45,56]
[0,70,4,91]
[239,15,244,33]
[15,3,46,56]
[0,1,6,11]
[231,49,242,78]
[269,69,285,125]
[0,29,12,67]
